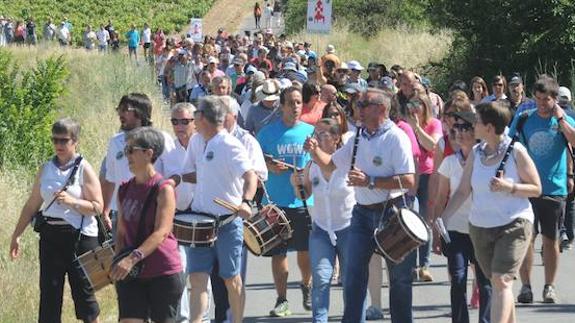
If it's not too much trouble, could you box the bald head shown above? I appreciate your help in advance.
[320,84,338,104]
[399,71,418,97]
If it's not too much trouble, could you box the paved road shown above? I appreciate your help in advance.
[237,236,575,322]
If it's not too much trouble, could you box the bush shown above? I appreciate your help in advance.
[0,50,68,170]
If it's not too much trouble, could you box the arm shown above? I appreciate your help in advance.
[55,161,103,216]
[413,123,440,152]
[181,172,196,184]
[10,166,44,259]
[101,179,115,227]
[557,105,575,145]
[304,136,336,172]
[348,172,416,191]
[490,145,541,198]
[238,170,258,219]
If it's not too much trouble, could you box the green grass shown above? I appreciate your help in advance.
[0,46,172,323]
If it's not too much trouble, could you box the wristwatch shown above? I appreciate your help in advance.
[368,176,376,190]
[242,199,254,208]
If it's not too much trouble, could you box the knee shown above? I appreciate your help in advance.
[491,273,513,291]
[224,275,242,290]
[190,273,209,289]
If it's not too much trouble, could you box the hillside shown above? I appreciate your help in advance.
[1,0,214,43]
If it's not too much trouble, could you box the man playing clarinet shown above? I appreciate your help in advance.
[306,87,417,323]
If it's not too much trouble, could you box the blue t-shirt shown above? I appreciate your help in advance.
[509,110,575,196]
[126,30,140,48]
[257,119,314,208]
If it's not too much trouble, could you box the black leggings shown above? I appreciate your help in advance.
[39,224,100,323]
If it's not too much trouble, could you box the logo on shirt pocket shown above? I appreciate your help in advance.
[206,151,214,161]
[312,177,320,187]
[116,151,124,160]
[373,156,382,166]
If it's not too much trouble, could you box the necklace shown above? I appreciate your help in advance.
[477,137,510,161]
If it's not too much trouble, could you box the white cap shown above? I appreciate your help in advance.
[347,60,364,71]
[326,44,335,54]
[559,86,572,103]
[208,56,219,64]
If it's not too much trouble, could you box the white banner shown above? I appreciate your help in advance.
[306,0,332,34]
[189,18,203,43]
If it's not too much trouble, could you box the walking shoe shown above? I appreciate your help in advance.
[365,305,384,320]
[418,267,434,282]
[517,284,533,304]
[269,298,291,317]
[543,284,558,303]
[300,283,312,311]
[560,239,574,251]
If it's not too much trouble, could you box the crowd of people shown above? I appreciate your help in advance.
[7,11,575,323]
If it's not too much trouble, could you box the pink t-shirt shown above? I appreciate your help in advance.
[417,118,442,174]
[300,99,326,125]
[118,173,182,278]
[396,120,421,160]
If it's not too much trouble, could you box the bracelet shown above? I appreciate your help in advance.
[131,249,145,262]
[510,183,517,194]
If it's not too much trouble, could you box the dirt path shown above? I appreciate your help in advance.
[203,0,284,36]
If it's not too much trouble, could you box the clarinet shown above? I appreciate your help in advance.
[350,126,361,170]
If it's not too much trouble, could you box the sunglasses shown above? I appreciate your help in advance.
[452,123,474,132]
[314,131,333,139]
[51,137,72,145]
[116,106,137,113]
[356,100,378,109]
[493,83,504,87]
[170,118,194,126]
[124,145,148,155]
[406,101,422,110]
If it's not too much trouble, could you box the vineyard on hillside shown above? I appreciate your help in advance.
[1,0,214,44]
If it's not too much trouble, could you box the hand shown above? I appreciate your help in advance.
[54,191,77,207]
[304,136,319,154]
[266,160,289,174]
[406,112,419,130]
[290,171,305,187]
[102,211,113,230]
[489,176,513,193]
[110,254,137,281]
[347,167,369,187]
[568,177,574,194]
[553,103,564,119]
[9,236,20,260]
[237,201,252,220]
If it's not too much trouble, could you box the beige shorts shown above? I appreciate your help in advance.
[469,218,532,279]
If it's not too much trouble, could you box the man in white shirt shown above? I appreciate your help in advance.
[307,88,417,323]
[96,25,109,52]
[101,93,175,232]
[181,96,257,323]
[142,22,152,62]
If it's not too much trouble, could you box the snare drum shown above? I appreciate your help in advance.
[244,205,293,256]
[173,213,218,247]
[374,207,429,263]
[74,241,115,292]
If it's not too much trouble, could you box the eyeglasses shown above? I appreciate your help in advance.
[116,106,137,113]
[124,145,148,155]
[51,137,72,145]
[314,131,333,139]
[356,100,378,109]
[170,118,194,126]
[452,123,474,133]
[493,83,504,87]
[406,101,422,110]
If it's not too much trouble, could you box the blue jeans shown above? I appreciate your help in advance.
[342,203,416,323]
[417,173,432,268]
[309,223,350,323]
[444,231,492,323]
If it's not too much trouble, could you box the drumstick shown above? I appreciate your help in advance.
[263,153,302,171]
[213,197,240,212]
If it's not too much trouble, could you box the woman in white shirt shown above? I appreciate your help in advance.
[290,118,354,323]
[441,102,541,323]
[10,118,103,323]
[432,111,491,323]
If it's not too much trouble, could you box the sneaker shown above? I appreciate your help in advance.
[365,305,384,320]
[418,267,434,282]
[560,239,574,251]
[543,284,558,303]
[517,284,533,304]
[300,283,312,311]
[269,299,291,317]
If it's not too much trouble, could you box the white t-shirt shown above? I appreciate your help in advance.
[40,158,98,237]
[469,143,534,228]
[163,138,195,211]
[142,27,152,43]
[96,29,109,46]
[104,130,175,211]
[230,124,268,181]
[308,163,354,245]
[437,153,471,234]
[332,120,415,204]
[184,131,253,216]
